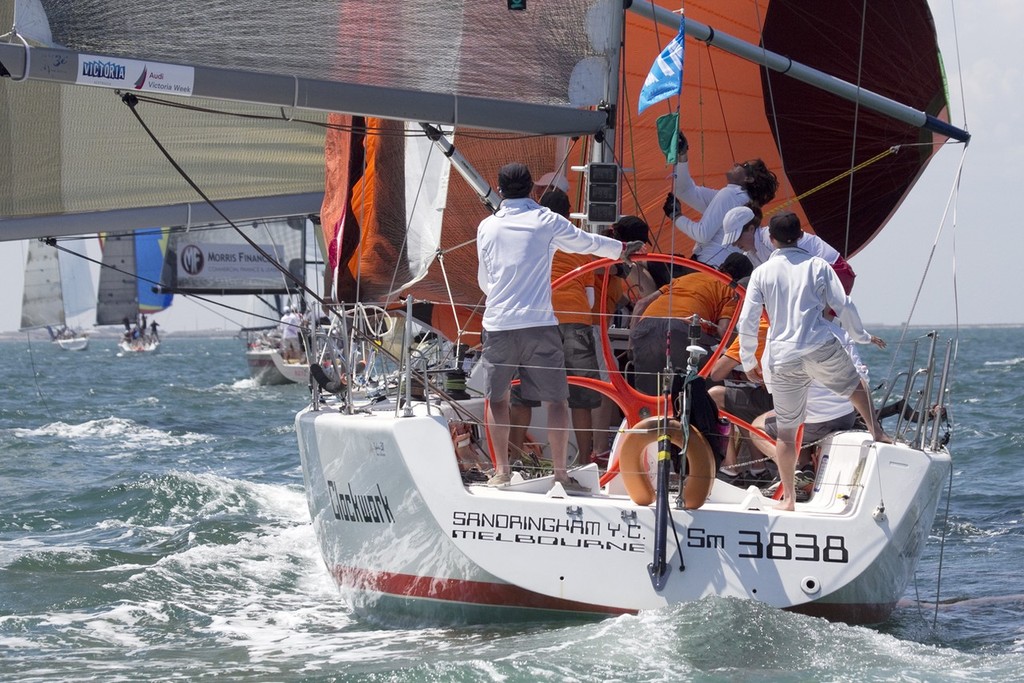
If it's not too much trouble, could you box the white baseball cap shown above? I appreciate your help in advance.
[722,206,755,246]
[535,171,569,193]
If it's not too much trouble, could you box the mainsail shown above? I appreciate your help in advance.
[19,238,93,330]
[0,0,617,241]
[95,229,172,326]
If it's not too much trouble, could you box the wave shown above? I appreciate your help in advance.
[983,357,1024,367]
[10,417,211,450]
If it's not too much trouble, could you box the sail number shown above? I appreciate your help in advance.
[687,528,849,563]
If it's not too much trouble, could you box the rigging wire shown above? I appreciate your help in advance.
[840,0,870,259]
[119,93,329,316]
[46,238,281,329]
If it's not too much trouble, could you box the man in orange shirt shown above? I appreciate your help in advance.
[628,253,753,395]
[509,188,603,463]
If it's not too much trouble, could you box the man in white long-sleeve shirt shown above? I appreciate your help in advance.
[477,162,644,491]
[721,204,858,294]
[737,212,889,510]
[665,137,778,267]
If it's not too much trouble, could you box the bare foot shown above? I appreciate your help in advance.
[874,432,893,444]
[775,499,795,512]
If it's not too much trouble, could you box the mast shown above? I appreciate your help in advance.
[629,3,970,143]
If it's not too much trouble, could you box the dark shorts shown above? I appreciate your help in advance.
[629,317,715,395]
[511,323,601,409]
[724,383,773,423]
[481,326,569,403]
[763,410,857,445]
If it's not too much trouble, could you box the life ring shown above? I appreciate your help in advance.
[613,416,715,509]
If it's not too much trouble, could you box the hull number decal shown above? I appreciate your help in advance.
[687,528,849,563]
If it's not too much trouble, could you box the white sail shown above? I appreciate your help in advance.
[19,238,95,330]
[19,240,64,329]
[57,240,94,319]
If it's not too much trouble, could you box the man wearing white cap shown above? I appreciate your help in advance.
[532,171,570,201]
[721,205,857,293]
[664,135,779,267]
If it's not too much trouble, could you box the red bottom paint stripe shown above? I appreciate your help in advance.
[332,566,634,616]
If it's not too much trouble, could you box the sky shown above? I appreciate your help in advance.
[0,1,1012,333]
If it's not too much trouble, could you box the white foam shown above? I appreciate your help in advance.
[12,417,211,450]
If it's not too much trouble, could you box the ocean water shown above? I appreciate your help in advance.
[1,329,1022,682]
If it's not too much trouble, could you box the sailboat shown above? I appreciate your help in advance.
[20,237,94,350]
[296,1,968,625]
[158,215,317,385]
[96,229,173,353]
[0,0,968,625]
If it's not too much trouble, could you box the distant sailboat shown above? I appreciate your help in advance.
[20,238,94,351]
[159,215,315,385]
[96,229,172,353]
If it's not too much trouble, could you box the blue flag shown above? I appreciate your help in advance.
[638,16,685,114]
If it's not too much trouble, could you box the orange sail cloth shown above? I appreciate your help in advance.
[320,1,951,323]
[620,0,949,260]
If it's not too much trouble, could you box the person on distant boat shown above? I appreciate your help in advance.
[663,133,779,267]
[508,188,603,467]
[628,252,753,394]
[737,212,889,511]
[721,204,857,294]
[476,162,645,492]
[150,320,160,340]
[279,307,303,362]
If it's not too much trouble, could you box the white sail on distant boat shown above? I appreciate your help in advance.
[20,238,94,351]
[0,0,970,626]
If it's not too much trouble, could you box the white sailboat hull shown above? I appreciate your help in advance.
[55,335,89,351]
[246,348,308,386]
[296,398,950,625]
[118,338,160,354]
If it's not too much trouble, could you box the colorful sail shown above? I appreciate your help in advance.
[319,0,953,314]
[136,228,173,315]
[621,0,952,258]
[95,229,172,325]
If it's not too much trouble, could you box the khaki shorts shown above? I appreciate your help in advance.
[769,338,861,433]
[481,326,569,403]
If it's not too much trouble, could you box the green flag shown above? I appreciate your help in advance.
[656,113,681,164]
